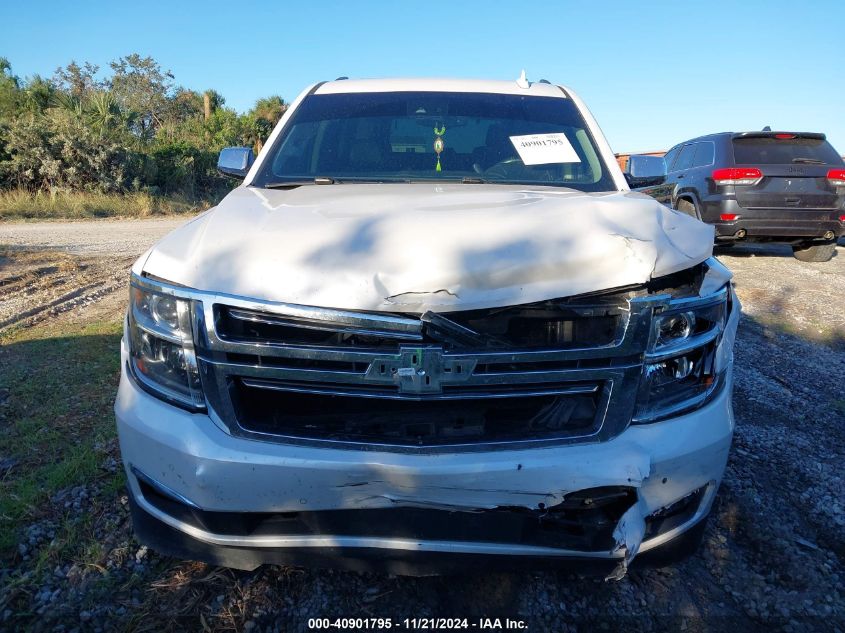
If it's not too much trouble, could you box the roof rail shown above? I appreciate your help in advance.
[335,76,349,81]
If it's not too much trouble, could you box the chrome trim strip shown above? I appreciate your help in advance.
[213,359,632,390]
[226,308,424,341]
[658,285,728,312]
[131,465,202,510]
[241,377,599,400]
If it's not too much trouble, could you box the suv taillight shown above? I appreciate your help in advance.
[827,169,845,186]
[712,168,763,186]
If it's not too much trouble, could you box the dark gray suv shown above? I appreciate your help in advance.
[630,132,845,261]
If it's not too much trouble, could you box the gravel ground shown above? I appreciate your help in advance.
[0,217,190,256]
[0,217,190,331]
[1,221,844,631]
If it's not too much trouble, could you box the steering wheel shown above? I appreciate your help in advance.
[480,157,524,180]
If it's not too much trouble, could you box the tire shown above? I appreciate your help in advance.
[675,198,699,219]
[792,241,836,262]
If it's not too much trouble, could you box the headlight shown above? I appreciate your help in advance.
[127,276,204,409]
[634,287,729,422]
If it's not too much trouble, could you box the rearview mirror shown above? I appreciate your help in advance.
[217,147,255,179]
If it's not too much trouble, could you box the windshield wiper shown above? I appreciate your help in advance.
[263,177,335,189]
[791,157,825,164]
[461,176,489,184]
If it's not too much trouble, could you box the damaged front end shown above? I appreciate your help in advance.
[119,258,739,576]
[197,259,733,449]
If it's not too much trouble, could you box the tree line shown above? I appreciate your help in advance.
[0,54,287,200]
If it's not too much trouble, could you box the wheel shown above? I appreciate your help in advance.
[792,241,836,262]
[675,198,699,219]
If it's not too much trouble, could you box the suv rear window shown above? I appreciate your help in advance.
[732,136,843,165]
[252,91,616,192]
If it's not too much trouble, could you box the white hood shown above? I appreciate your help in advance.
[141,184,714,313]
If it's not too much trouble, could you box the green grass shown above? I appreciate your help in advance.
[0,319,123,554]
[0,188,216,221]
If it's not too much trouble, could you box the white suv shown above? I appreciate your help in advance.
[115,76,739,579]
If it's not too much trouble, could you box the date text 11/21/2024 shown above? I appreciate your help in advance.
[307,617,529,630]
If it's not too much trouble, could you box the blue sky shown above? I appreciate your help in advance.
[2,0,843,154]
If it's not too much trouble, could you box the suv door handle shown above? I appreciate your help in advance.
[676,173,685,179]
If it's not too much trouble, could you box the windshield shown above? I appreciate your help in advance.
[251,91,616,191]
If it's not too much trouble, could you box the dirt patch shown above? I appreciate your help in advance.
[0,249,133,331]
[0,216,187,333]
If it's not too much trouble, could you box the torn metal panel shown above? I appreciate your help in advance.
[140,184,714,314]
[605,495,648,581]
[699,257,733,296]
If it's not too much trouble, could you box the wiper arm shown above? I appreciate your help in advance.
[791,157,825,164]
[263,177,335,189]
[461,176,489,184]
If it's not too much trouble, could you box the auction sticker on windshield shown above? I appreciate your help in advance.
[509,133,580,165]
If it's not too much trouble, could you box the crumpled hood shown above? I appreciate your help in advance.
[142,184,714,313]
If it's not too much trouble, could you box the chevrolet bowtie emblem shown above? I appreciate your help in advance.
[363,347,476,394]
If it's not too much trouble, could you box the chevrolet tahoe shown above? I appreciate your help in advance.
[115,76,740,578]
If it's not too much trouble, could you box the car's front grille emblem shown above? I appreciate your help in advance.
[363,347,476,394]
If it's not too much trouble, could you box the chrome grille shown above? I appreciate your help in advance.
[191,291,664,452]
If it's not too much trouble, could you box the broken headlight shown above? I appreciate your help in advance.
[127,275,204,409]
[634,287,729,422]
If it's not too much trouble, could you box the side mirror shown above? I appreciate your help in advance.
[627,154,666,179]
[625,154,666,187]
[217,147,255,179]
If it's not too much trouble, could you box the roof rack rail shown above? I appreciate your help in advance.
[335,76,348,81]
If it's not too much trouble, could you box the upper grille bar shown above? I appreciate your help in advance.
[226,307,425,341]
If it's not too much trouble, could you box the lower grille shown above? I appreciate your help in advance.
[138,477,637,552]
[231,378,602,446]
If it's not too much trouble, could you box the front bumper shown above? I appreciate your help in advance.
[115,336,735,572]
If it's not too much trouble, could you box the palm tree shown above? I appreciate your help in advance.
[250,96,287,127]
[86,91,125,137]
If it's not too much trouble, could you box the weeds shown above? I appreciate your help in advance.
[0,319,122,553]
[0,189,217,221]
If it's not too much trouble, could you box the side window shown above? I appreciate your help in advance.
[692,142,715,168]
[674,144,696,172]
[663,146,681,172]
